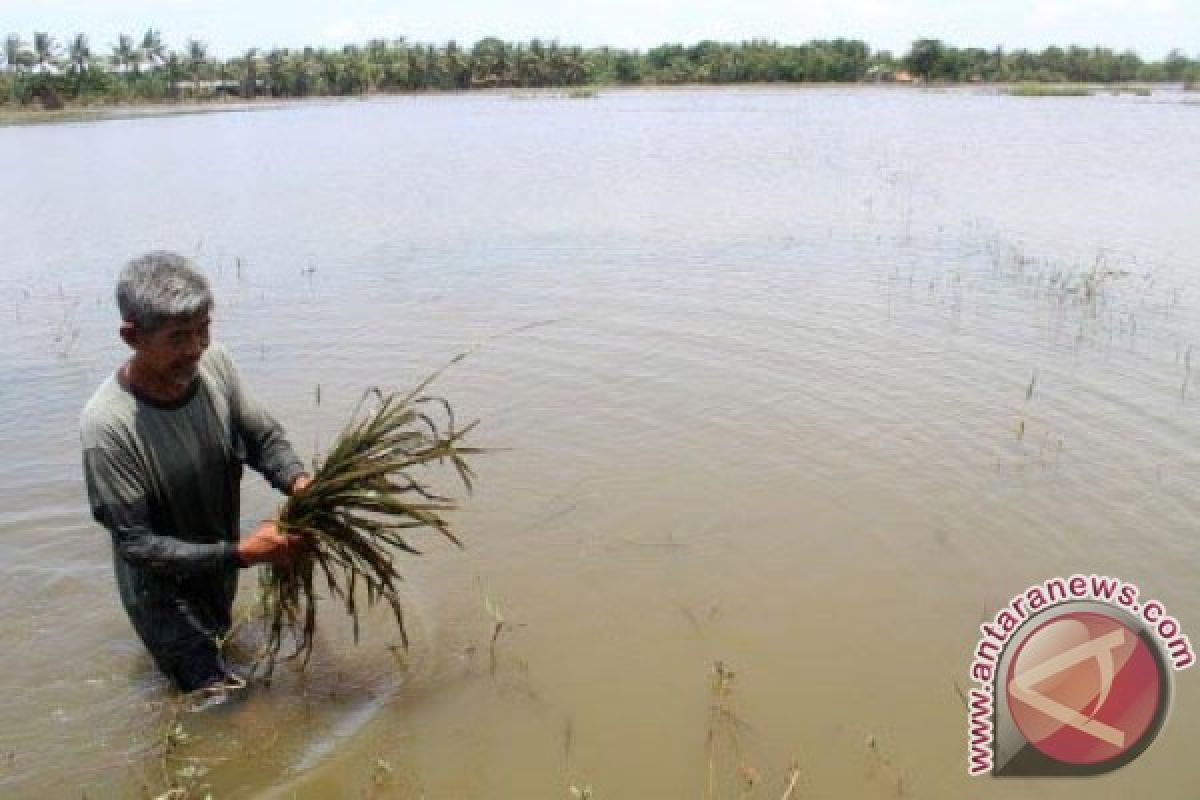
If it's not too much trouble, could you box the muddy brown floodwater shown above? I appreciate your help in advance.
[1,87,1198,798]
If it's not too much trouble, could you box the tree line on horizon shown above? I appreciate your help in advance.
[3,30,1198,108]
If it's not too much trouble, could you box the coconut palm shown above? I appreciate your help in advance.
[184,38,207,94]
[242,47,259,97]
[25,32,64,107]
[68,33,91,72]
[4,34,30,72]
[141,28,166,68]
[3,33,33,103]
[111,33,137,74]
[32,32,61,72]
[264,48,287,96]
[163,51,186,93]
[471,37,509,86]
[440,40,468,89]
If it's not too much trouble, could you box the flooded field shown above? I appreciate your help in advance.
[1,87,1199,798]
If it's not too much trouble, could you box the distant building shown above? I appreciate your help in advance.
[866,66,917,84]
[171,79,265,96]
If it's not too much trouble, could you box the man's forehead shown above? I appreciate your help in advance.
[159,313,211,333]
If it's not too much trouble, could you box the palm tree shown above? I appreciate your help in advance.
[442,40,469,89]
[471,37,510,87]
[562,46,590,85]
[4,33,33,103]
[141,28,166,69]
[111,33,137,74]
[68,34,91,73]
[300,52,323,95]
[236,47,260,97]
[5,33,29,72]
[62,33,97,98]
[163,51,186,96]
[422,44,441,88]
[184,38,207,95]
[32,32,61,72]
[26,32,63,107]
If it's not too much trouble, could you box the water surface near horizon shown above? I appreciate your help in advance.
[1,87,1199,798]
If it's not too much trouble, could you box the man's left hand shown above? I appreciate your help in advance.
[290,473,313,495]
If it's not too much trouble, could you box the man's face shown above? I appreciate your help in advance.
[129,313,211,389]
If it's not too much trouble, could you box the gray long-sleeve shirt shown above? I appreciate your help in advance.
[81,343,305,672]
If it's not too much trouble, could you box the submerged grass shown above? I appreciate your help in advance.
[257,372,481,679]
[704,662,803,800]
[1006,84,1093,97]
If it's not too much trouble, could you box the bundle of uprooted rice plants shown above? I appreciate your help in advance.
[257,375,480,679]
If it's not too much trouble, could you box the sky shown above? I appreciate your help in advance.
[1,0,1195,59]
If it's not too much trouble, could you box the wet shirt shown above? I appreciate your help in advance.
[80,343,304,683]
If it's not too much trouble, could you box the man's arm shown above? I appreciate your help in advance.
[84,443,240,573]
[84,441,302,570]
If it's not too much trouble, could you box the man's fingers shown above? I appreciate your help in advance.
[283,533,308,557]
[237,523,307,567]
[273,533,308,565]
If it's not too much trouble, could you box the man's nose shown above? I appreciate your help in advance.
[184,336,206,359]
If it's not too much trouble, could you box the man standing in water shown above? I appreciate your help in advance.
[81,251,310,693]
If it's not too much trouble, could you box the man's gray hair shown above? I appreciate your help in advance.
[116,251,213,332]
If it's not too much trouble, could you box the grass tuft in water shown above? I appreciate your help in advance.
[1006,84,1093,97]
[704,662,802,799]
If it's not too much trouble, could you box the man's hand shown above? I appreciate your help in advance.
[290,473,313,495]
[237,520,305,567]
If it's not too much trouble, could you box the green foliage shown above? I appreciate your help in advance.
[906,38,946,80]
[2,29,1198,109]
[1007,84,1094,97]
[899,38,1193,83]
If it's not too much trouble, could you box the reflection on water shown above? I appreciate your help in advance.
[1,87,1198,798]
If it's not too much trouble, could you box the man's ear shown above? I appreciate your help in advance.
[119,321,138,350]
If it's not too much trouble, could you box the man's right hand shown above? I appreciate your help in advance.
[237,521,305,567]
